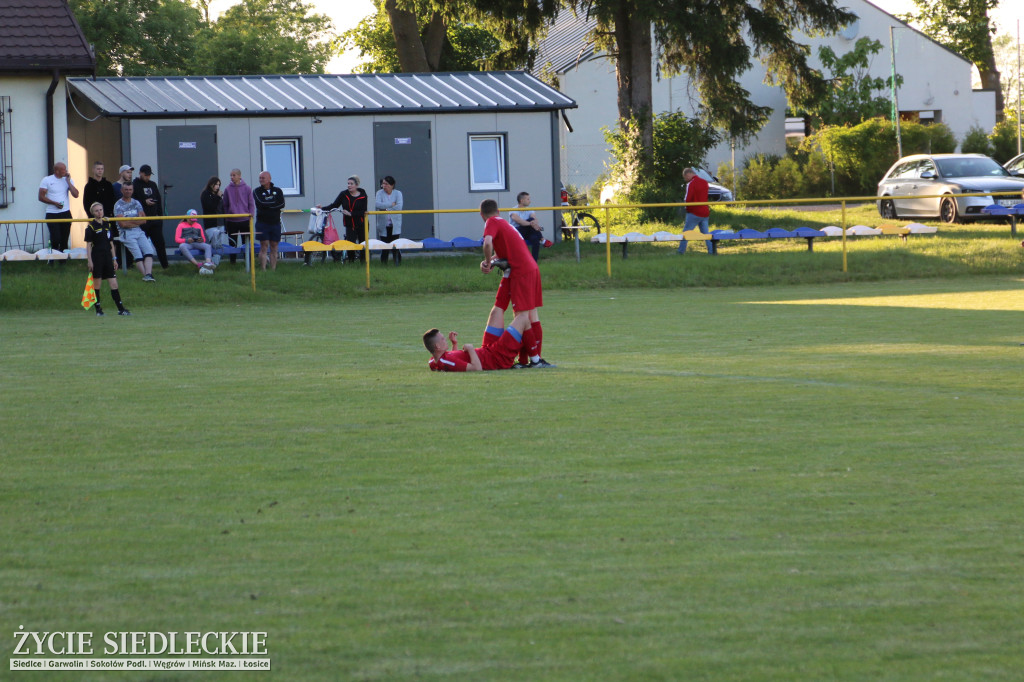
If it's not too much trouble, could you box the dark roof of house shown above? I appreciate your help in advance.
[0,0,95,73]
[67,72,578,118]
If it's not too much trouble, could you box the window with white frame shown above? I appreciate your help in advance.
[260,137,302,196]
[468,134,507,191]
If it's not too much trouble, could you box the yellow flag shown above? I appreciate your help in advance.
[82,273,97,310]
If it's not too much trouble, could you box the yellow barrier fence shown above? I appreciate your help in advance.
[5,189,1020,290]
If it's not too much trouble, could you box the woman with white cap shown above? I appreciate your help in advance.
[174,209,214,270]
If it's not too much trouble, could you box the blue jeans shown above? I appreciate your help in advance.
[677,213,715,254]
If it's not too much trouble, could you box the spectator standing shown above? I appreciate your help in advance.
[321,175,367,263]
[222,168,256,264]
[84,202,130,316]
[133,164,169,268]
[200,176,226,264]
[111,164,133,196]
[676,167,715,255]
[83,162,117,218]
[38,162,79,256]
[113,183,157,282]
[253,171,285,271]
[374,176,403,265]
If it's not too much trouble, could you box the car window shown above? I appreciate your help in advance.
[905,161,925,179]
[889,162,915,180]
[1009,157,1024,173]
[917,160,935,178]
[936,157,1009,178]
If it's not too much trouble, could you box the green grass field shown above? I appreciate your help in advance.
[3,263,1023,679]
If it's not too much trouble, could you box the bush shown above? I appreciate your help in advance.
[773,157,804,198]
[715,162,737,197]
[808,118,956,196]
[990,114,1022,163]
[961,125,994,156]
[801,151,833,197]
[630,181,678,223]
[739,154,779,200]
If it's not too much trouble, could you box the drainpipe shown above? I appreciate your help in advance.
[45,69,60,167]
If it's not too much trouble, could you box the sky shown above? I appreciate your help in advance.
[209,0,1022,75]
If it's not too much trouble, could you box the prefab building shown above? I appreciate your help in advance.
[67,72,577,247]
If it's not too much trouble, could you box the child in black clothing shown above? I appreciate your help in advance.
[84,202,131,316]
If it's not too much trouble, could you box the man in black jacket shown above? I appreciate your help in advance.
[253,171,285,271]
[83,162,117,218]
[133,164,168,268]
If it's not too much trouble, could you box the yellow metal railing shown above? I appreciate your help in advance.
[6,189,1020,289]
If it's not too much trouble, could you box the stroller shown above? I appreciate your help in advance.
[302,208,341,265]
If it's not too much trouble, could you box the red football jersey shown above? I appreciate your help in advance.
[484,216,537,272]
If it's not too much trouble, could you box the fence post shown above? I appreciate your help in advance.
[249,216,256,291]
[604,206,611,277]
[841,200,848,273]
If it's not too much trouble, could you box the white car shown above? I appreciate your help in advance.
[1003,152,1024,178]
[877,153,1024,223]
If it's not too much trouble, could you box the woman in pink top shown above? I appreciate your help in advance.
[175,209,213,269]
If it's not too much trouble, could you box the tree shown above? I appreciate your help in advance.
[576,0,856,184]
[69,0,204,76]
[343,0,528,73]
[992,33,1021,115]
[196,0,335,75]
[902,0,1003,118]
[805,38,904,128]
[603,111,720,215]
[70,0,335,76]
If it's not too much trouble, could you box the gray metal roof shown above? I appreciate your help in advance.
[67,71,576,118]
[534,11,600,76]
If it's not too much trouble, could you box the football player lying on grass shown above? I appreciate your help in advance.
[424,313,533,372]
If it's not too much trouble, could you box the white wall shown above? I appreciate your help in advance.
[1,75,73,247]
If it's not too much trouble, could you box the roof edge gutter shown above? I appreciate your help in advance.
[45,69,60,166]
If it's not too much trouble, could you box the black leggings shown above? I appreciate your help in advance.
[380,224,402,264]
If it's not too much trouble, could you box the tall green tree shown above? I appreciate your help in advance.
[577,0,856,183]
[196,0,335,75]
[70,0,334,76]
[69,0,204,76]
[343,0,529,73]
[902,0,1003,118]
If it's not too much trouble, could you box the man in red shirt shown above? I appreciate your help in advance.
[424,314,531,372]
[478,199,554,368]
[677,167,716,255]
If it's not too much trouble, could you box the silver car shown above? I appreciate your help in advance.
[1004,152,1024,177]
[877,153,1024,223]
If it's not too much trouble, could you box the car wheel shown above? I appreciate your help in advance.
[879,199,898,220]
[939,196,958,224]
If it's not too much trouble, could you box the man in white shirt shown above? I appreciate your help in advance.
[38,162,79,254]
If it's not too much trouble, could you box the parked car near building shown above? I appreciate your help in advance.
[877,153,1024,223]
[1003,152,1024,177]
[598,167,733,205]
